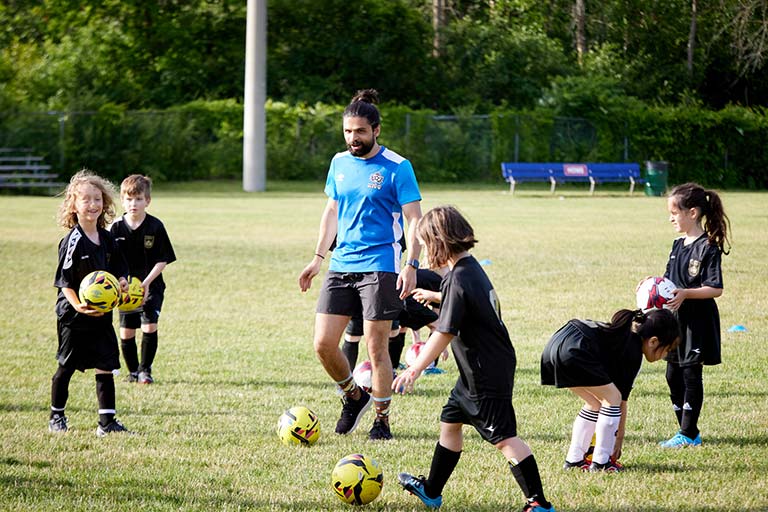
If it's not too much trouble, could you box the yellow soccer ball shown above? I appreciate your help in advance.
[277,406,320,446]
[331,453,383,505]
[78,270,121,312]
[119,277,144,312]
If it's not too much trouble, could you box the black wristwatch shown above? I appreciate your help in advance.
[405,259,419,269]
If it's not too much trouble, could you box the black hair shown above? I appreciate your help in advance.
[343,89,381,129]
[669,182,731,255]
[603,308,681,350]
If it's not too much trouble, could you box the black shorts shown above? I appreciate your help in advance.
[540,322,612,389]
[119,291,163,328]
[317,271,403,321]
[398,296,439,330]
[56,319,120,372]
[345,316,400,337]
[440,388,518,444]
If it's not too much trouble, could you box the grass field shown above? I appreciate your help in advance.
[1,182,766,511]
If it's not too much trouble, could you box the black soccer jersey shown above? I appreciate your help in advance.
[540,320,643,400]
[110,214,176,294]
[664,234,723,366]
[54,225,128,327]
[437,255,516,400]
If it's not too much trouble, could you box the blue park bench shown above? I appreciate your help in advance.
[500,162,644,195]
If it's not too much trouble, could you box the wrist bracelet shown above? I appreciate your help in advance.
[314,253,325,259]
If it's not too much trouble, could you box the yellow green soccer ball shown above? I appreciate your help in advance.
[78,270,121,312]
[119,276,144,312]
[331,453,383,505]
[277,406,320,446]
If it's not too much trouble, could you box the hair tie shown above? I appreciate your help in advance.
[633,309,647,323]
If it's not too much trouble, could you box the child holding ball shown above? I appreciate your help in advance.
[540,309,680,471]
[393,205,555,512]
[658,182,730,448]
[50,170,132,436]
[111,174,176,385]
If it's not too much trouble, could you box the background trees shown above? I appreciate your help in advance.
[2,0,768,112]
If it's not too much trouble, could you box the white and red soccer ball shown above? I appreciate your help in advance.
[353,360,373,392]
[636,277,677,311]
[405,342,436,371]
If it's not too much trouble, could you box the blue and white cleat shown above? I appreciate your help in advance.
[398,472,442,509]
[659,431,702,448]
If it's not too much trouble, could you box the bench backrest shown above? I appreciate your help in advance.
[501,162,640,182]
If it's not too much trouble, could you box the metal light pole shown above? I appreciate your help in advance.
[243,0,266,192]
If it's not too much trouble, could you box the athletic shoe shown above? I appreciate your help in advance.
[125,372,139,383]
[588,460,624,472]
[659,431,702,448]
[422,367,445,375]
[562,459,590,470]
[138,371,154,385]
[48,414,68,433]
[397,472,442,509]
[96,419,133,437]
[335,388,372,434]
[368,418,393,440]
[523,498,557,512]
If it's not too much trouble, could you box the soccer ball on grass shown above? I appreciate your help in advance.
[353,360,372,392]
[276,406,320,446]
[331,453,383,505]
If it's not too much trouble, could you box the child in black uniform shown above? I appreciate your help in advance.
[111,174,176,385]
[541,309,680,471]
[50,170,132,436]
[393,205,555,512]
[658,182,730,448]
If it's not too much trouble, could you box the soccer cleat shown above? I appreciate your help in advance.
[562,459,590,470]
[335,388,372,434]
[588,459,624,472]
[96,418,133,437]
[48,414,68,433]
[368,418,393,440]
[138,371,154,385]
[398,472,443,509]
[125,372,139,383]
[659,431,702,448]
[523,498,557,512]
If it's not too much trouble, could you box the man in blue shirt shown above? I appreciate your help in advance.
[299,89,422,441]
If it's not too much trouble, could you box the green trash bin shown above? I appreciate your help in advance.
[644,161,668,196]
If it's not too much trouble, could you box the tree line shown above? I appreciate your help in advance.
[2,0,768,114]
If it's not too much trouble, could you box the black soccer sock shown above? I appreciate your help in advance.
[509,454,550,508]
[51,365,75,416]
[139,331,158,373]
[425,442,461,498]
[95,373,116,425]
[665,362,685,426]
[680,364,704,439]
[342,340,360,371]
[120,336,139,374]
[388,332,405,368]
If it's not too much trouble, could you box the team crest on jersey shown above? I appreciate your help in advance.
[688,259,701,277]
[144,235,154,249]
[368,171,384,190]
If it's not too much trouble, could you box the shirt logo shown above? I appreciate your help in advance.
[368,171,384,190]
[144,235,155,249]
[688,259,701,277]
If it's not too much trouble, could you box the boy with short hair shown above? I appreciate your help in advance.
[111,175,176,385]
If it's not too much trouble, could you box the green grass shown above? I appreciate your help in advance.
[1,182,766,511]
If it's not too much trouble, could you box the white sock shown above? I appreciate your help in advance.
[566,407,598,463]
[592,405,621,465]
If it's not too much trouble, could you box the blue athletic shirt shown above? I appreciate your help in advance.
[325,146,421,273]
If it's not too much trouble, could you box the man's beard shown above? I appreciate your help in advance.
[348,139,375,157]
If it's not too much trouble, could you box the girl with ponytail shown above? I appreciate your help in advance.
[658,183,730,448]
[541,308,680,472]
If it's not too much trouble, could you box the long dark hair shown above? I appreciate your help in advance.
[603,308,680,349]
[343,89,381,129]
[669,182,731,255]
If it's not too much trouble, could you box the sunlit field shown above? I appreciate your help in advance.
[1,182,766,511]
